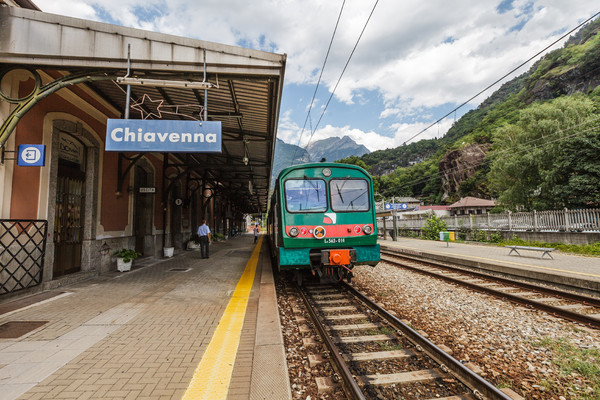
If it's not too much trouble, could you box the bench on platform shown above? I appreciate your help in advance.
[505,245,555,259]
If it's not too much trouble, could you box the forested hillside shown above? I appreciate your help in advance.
[340,17,600,210]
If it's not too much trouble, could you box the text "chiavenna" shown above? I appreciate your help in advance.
[110,127,218,143]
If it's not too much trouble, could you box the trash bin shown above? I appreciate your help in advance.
[439,231,449,241]
[448,231,455,241]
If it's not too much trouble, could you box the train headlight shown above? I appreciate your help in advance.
[362,225,373,235]
[288,227,300,237]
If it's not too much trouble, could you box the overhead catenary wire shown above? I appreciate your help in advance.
[291,0,347,163]
[382,58,600,194]
[401,10,600,145]
[385,117,600,194]
[377,60,600,197]
[293,0,380,165]
[396,124,600,194]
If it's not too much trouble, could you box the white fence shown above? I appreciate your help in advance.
[379,208,600,232]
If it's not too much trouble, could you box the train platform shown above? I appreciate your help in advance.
[0,234,291,400]
[379,236,600,296]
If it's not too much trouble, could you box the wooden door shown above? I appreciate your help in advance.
[53,163,85,277]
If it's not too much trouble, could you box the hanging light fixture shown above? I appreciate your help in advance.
[242,138,249,165]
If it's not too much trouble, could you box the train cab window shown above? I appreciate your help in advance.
[330,179,370,212]
[284,179,327,212]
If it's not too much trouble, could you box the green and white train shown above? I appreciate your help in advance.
[267,163,380,283]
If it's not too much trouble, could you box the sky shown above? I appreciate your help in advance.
[32,0,599,152]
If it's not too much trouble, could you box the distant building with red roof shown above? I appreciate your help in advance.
[418,205,450,211]
[448,196,496,216]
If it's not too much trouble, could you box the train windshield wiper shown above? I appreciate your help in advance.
[348,190,367,209]
[335,183,344,203]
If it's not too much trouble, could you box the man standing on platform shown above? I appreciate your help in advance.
[197,220,211,258]
[253,224,259,243]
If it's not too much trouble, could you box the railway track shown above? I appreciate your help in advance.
[381,249,600,329]
[294,281,514,400]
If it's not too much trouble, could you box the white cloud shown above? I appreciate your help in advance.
[31,0,599,148]
[277,116,454,153]
[33,0,98,20]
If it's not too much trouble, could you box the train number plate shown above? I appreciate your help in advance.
[324,238,345,244]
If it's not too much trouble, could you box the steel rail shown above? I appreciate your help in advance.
[296,285,367,400]
[342,282,513,400]
[381,250,600,329]
[381,248,600,305]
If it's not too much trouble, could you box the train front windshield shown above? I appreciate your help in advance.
[285,179,327,212]
[330,179,370,211]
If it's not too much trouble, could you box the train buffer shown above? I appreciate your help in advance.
[505,245,555,259]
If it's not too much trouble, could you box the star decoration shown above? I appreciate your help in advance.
[130,93,164,120]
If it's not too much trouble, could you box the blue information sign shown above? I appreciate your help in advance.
[105,119,222,153]
[17,144,46,167]
[384,203,408,210]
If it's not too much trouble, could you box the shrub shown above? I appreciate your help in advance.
[472,229,488,242]
[212,233,225,241]
[489,231,503,243]
[421,215,448,240]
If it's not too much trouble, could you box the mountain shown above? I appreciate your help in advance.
[305,136,370,163]
[347,17,600,208]
[271,138,310,186]
[271,136,371,186]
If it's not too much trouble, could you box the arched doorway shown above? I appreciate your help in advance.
[46,118,100,280]
[53,132,87,276]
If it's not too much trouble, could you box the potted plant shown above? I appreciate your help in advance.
[164,246,174,257]
[212,233,225,242]
[114,248,139,272]
[187,234,201,250]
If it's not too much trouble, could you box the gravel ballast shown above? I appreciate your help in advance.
[276,262,600,399]
[351,262,600,399]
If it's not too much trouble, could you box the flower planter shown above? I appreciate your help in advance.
[117,257,132,272]
[164,247,174,257]
[187,241,201,251]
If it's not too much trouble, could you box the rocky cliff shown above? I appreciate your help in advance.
[438,143,489,200]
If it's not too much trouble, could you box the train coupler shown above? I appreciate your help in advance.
[320,249,357,266]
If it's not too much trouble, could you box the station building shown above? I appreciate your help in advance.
[0,1,286,295]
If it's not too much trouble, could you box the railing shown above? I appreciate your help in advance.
[0,220,48,295]
[378,208,600,232]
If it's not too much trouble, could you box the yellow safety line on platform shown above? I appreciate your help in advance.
[398,244,600,279]
[182,236,263,400]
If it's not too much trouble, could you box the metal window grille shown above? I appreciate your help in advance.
[0,220,48,295]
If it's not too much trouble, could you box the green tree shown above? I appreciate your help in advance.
[489,95,599,210]
[421,215,448,240]
[336,155,369,171]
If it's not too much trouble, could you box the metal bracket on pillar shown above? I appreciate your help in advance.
[186,176,202,203]
[0,148,16,165]
[164,167,191,199]
[116,153,145,196]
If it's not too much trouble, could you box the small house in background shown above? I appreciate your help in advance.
[448,196,496,216]
[394,197,421,209]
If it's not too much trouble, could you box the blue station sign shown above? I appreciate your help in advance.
[384,202,408,210]
[17,144,46,167]
[105,119,222,153]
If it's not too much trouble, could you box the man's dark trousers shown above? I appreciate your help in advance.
[200,236,209,258]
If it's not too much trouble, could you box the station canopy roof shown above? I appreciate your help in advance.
[0,6,286,213]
